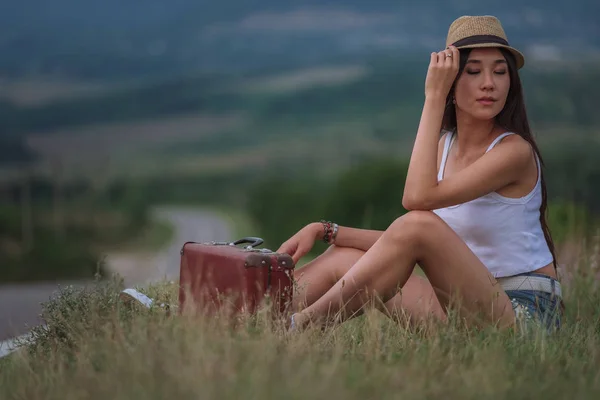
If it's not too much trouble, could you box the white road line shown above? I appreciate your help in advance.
[0,330,36,358]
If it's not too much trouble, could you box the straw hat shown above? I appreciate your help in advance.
[445,15,525,69]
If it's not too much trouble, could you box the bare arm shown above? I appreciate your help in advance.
[302,133,448,253]
[402,46,531,210]
[278,222,384,264]
[402,94,531,210]
[312,223,383,252]
[403,132,532,210]
[403,96,447,208]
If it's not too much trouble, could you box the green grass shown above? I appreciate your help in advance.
[1,239,600,399]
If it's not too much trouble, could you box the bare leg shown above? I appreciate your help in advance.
[383,273,447,325]
[295,211,516,329]
[292,244,446,324]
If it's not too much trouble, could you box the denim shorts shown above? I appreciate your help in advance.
[502,272,564,333]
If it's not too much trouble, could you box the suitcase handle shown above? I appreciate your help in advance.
[180,237,265,255]
[231,237,264,248]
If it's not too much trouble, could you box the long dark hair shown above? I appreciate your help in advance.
[442,48,558,274]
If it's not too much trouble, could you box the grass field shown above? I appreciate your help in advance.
[1,236,599,399]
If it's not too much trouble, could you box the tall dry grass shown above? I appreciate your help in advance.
[1,237,600,399]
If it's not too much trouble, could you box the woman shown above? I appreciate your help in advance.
[279,15,563,332]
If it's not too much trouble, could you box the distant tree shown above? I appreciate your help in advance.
[246,157,410,250]
[322,157,410,230]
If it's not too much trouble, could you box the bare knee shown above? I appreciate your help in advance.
[386,211,441,249]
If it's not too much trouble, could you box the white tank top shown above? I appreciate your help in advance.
[432,131,554,278]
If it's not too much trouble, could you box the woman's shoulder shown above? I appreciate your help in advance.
[487,132,537,175]
[489,131,532,154]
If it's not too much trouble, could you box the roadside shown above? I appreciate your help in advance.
[0,280,91,342]
[0,206,234,346]
[103,206,234,287]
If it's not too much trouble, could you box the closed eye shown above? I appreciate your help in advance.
[465,59,508,76]
[465,70,507,75]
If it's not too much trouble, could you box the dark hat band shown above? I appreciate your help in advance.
[452,34,509,47]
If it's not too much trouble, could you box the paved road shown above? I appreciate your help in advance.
[104,207,233,287]
[0,207,232,342]
[0,280,91,342]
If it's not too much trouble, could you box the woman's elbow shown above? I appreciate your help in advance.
[402,194,431,211]
[402,194,419,210]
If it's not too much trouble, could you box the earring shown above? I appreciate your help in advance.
[452,97,456,104]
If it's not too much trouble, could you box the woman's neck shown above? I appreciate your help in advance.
[454,114,498,156]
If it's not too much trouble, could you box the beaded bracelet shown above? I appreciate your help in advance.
[320,220,331,243]
[330,222,339,244]
[320,220,339,245]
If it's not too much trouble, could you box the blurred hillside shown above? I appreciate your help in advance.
[0,0,598,80]
[2,0,599,190]
[2,56,599,176]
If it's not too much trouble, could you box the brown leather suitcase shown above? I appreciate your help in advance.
[178,237,295,319]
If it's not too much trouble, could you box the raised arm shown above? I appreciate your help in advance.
[402,46,531,211]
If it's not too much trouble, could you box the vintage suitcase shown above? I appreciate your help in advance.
[178,237,295,319]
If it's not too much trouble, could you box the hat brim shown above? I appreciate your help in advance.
[455,43,525,69]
